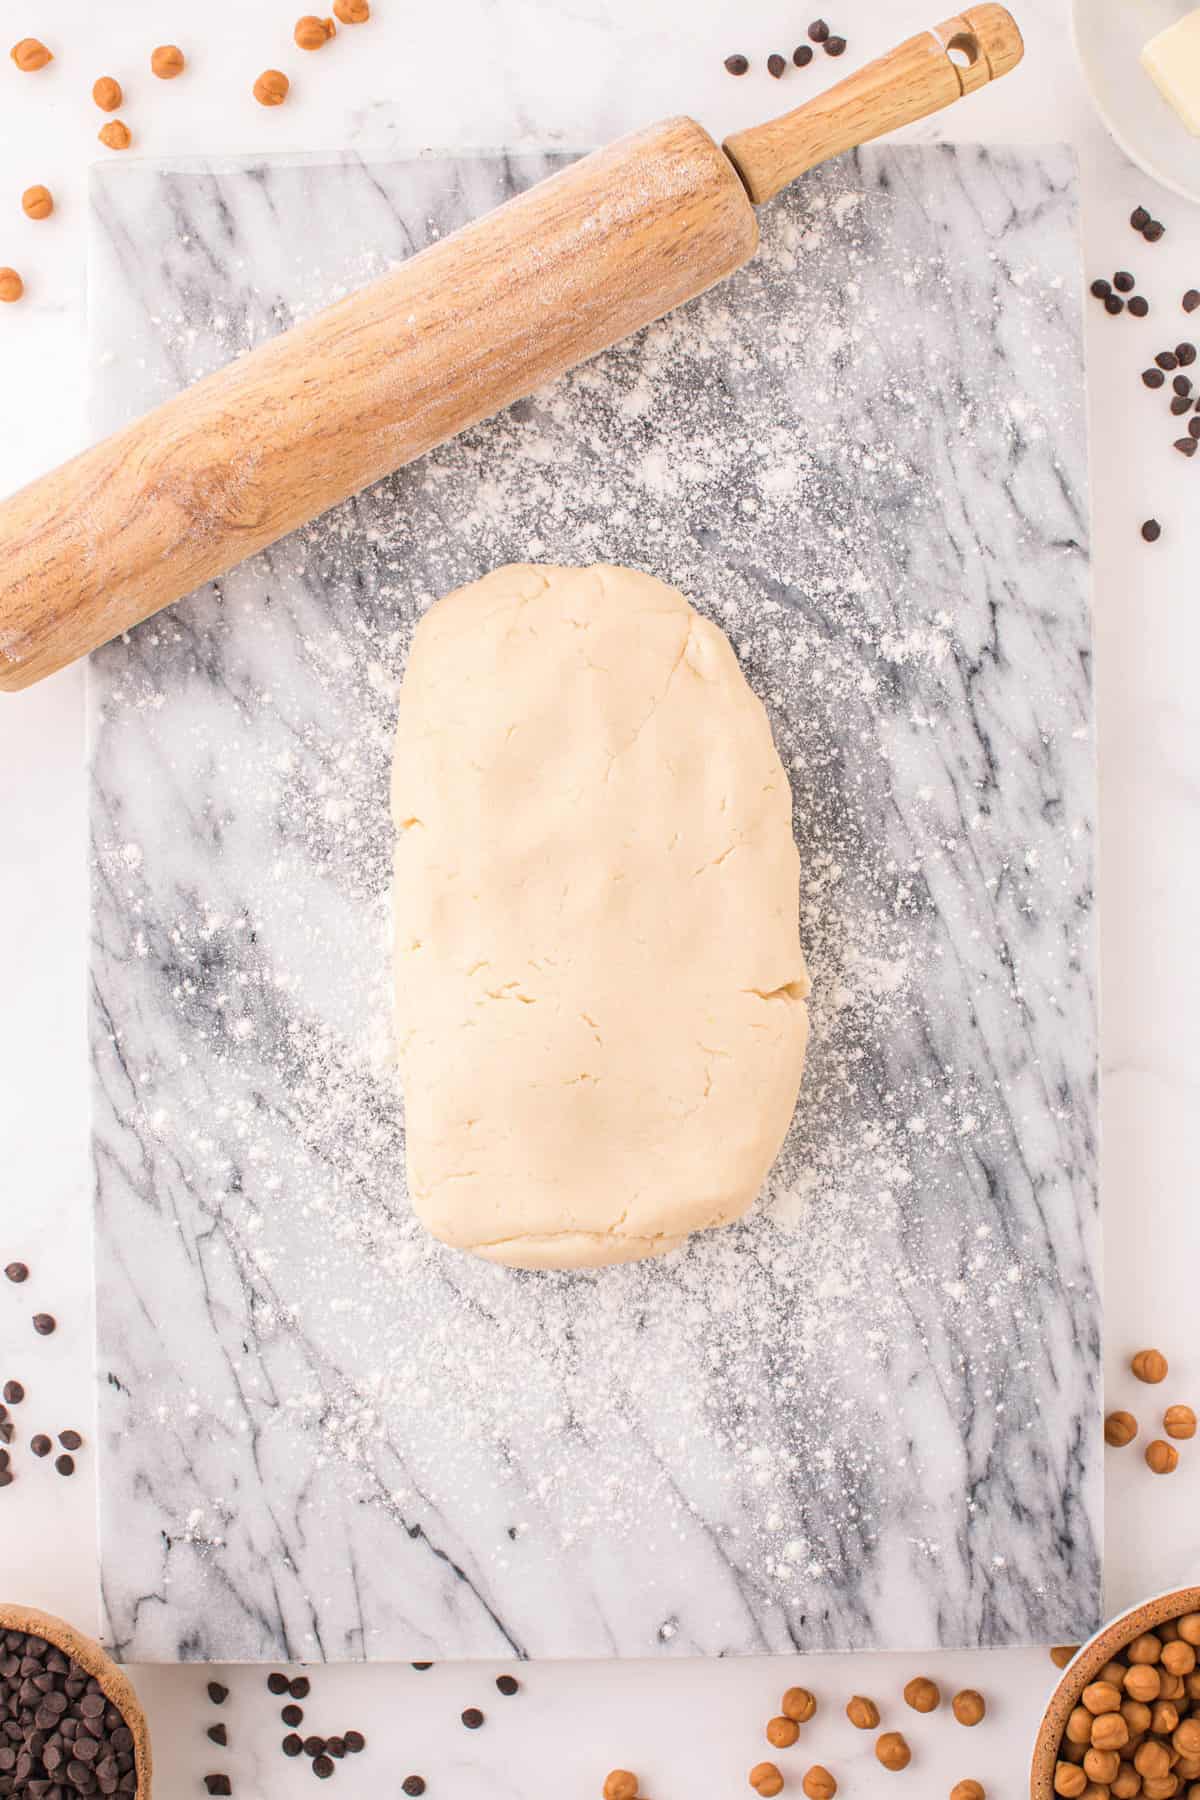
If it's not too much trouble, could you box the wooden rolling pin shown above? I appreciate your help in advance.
[0,7,1022,692]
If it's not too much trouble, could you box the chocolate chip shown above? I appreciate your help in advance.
[1105,294,1125,315]
[825,36,847,54]
[723,53,749,75]
[1131,206,1151,230]
[495,1675,519,1696]
[54,1454,74,1477]
[267,1674,289,1695]
[2,1384,23,1405]
[1186,291,1200,313]
[31,1315,55,1337]
[793,44,814,66]
[58,1430,82,1451]
[0,1419,12,1442]
[808,18,830,41]
[207,1683,229,1706]
[767,52,786,77]
[1142,368,1165,388]
[325,1736,346,1758]
[30,1434,50,1457]
[204,1779,232,1797]
[4,1264,28,1285]
[207,1724,227,1747]
[1091,278,1111,298]
[0,1450,9,1472]
[302,1737,326,1758]
[343,1731,365,1752]
[1174,436,1197,457]
[402,1781,426,1797]
[461,1708,484,1729]
[411,1663,432,1672]
[1177,342,1197,365]
[312,1756,334,1779]
[0,1469,13,1488]
[1175,374,1194,396]
[1113,271,1135,293]
[281,1705,303,1728]
[1171,394,1192,415]
[1145,220,1166,242]
[289,1678,310,1700]
[282,1735,303,1757]
[1156,351,1180,370]
[1191,418,1200,440]
[1129,295,1150,317]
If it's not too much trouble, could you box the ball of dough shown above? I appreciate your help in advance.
[391,563,809,1269]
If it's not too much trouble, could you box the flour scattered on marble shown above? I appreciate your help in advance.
[92,154,1088,1608]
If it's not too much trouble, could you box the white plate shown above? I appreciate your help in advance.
[1073,0,1200,204]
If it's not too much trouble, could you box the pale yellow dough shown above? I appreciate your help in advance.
[391,563,810,1269]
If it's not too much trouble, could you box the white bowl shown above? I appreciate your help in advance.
[1073,0,1200,204]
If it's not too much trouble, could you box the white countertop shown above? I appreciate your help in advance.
[2,0,1199,1792]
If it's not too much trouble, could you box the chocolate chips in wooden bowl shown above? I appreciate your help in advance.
[0,1603,152,1795]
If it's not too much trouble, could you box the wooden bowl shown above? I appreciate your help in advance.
[1031,1583,1200,1796]
[0,1602,152,1796]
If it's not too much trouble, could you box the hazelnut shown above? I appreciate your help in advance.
[1082,1681,1124,1715]
[21,185,53,221]
[845,1696,879,1730]
[151,44,185,78]
[1160,1619,1181,1642]
[1053,1763,1087,1797]
[1136,1740,1173,1779]
[1065,1706,1094,1745]
[1133,1349,1169,1384]
[1176,1752,1200,1780]
[1106,1411,1139,1447]
[1111,1766,1142,1800]
[1099,1660,1129,1686]
[253,68,290,105]
[0,267,24,303]
[1141,1778,1180,1799]
[801,1769,836,1800]
[1178,1614,1200,1647]
[1051,1646,1080,1669]
[1091,1712,1130,1751]
[334,0,370,19]
[93,75,123,111]
[952,1690,985,1728]
[950,1786,985,1800]
[1130,1635,1166,1666]
[1147,1440,1180,1474]
[1175,1720,1200,1757]
[602,1776,638,1800]
[781,1689,816,1724]
[1083,1746,1121,1785]
[295,15,336,48]
[876,1733,911,1772]
[1122,1699,1152,1734]
[749,1764,784,1798]
[767,1718,799,1749]
[1160,1670,1186,1700]
[1187,1670,1200,1701]
[1152,1701,1181,1736]
[1125,1664,1163,1703]
[98,120,132,150]
[1165,1642,1198,1676]
[10,38,52,71]
[904,1677,940,1714]
[1061,1740,1087,1764]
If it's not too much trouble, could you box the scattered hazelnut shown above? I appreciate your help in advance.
[1146,1439,1179,1474]
[749,1764,784,1798]
[253,68,290,105]
[1133,1349,1169,1384]
[151,44,186,78]
[801,1769,836,1800]
[334,0,370,19]
[92,75,123,111]
[1053,1762,1086,1797]
[845,1696,879,1730]
[1051,1647,1080,1669]
[781,1689,816,1724]
[876,1733,911,1772]
[1179,1615,1200,1646]
[950,1785,985,1800]
[98,120,132,150]
[1166,1405,1199,1439]
[1083,1746,1121,1785]
[952,1690,985,1727]
[1135,1739,1172,1779]
[1106,1411,1138,1447]
[1091,1712,1130,1752]
[1130,1635,1165,1665]
[767,1718,799,1749]
[1065,1706,1094,1745]
[904,1677,940,1714]
[21,185,53,221]
[295,16,336,48]
[10,38,52,71]
[1082,1681,1123,1716]
[1164,1641,1197,1676]
[602,1775,638,1800]
[1125,1663,1163,1703]
[0,268,24,303]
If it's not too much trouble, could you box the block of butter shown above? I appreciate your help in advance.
[1143,8,1200,134]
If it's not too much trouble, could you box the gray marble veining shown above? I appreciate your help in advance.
[88,144,1099,1661]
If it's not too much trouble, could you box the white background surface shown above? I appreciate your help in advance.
[2,1,1199,1794]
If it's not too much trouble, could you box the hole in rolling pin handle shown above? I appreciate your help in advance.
[945,30,980,67]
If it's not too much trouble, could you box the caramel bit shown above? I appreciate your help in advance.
[253,68,290,106]
[1146,1438,1179,1474]
[950,1785,986,1800]
[98,120,132,150]
[875,1732,910,1772]
[1051,1646,1080,1669]
[766,1717,799,1749]
[1124,1662,1162,1703]
[903,1676,939,1714]
[1090,1710,1130,1750]
[1081,1680,1123,1715]
[151,44,186,79]
[334,0,370,19]
[801,1768,836,1800]
[0,268,25,303]
[749,1765,784,1797]
[601,1775,638,1800]
[1165,1404,1196,1440]
[780,1688,816,1724]
[952,1689,986,1727]
[845,1695,879,1730]
[1105,1410,1138,1446]
[21,185,53,221]
[10,38,52,71]
[295,16,336,48]
[92,75,123,111]
[1052,1762,1086,1797]
[1132,1348,1169,1384]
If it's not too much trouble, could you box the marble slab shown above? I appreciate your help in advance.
[88,143,1100,1662]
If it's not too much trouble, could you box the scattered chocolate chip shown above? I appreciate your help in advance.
[54,1455,75,1477]
[282,1735,303,1757]
[4,1263,28,1284]
[1174,436,1197,457]
[207,1724,227,1747]
[207,1683,229,1706]
[461,1708,484,1729]
[282,1705,303,1727]
[30,1434,51,1457]
[1141,519,1162,542]
[1177,341,1197,365]
[825,36,847,55]
[326,1736,346,1758]
[312,1756,334,1779]
[1185,291,1200,314]
[0,1449,9,1471]
[268,1674,289,1695]
[32,1315,55,1336]
[1175,374,1194,396]
[1142,367,1166,388]
[1191,418,1200,440]
[1105,294,1125,315]
[0,1469,13,1488]
[402,1780,426,1797]
[1090,278,1111,298]
[411,1663,432,1672]
[1171,394,1192,415]
[289,1678,310,1700]
[0,1420,12,1443]
[793,44,814,66]
[767,52,786,77]
[3,1382,24,1404]
[1113,271,1135,293]
[302,1737,326,1758]
[204,1779,232,1797]
[723,53,749,75]
[495,1675,519,1696]
[1129,295,1150,317]
[808,18,830,41]
[58,1430,82,1450]
[1145,220,1166,242]
[1157,350,1180,370]
[1131,205,1151,230]
[343,1731,365,1753]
